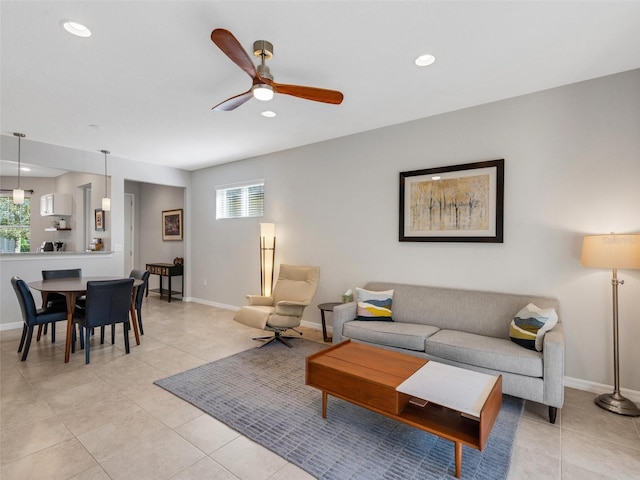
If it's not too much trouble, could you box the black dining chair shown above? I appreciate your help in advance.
[40,268,85,341]
[72,278,134,364]
[11,276,69,361]
[41,268,84,309]
[129,269,150,335]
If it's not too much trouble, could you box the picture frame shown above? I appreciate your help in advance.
[162,208,183,241]
[399,159,504,243]
[94,208,105,231]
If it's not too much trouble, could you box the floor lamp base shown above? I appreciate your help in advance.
[595,392,640,416]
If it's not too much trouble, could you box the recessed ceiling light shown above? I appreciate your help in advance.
[415,54,436,67]
[261,111,277,118]
[61,20,91,37]
[431,176,441,180]
[20,167,31,172]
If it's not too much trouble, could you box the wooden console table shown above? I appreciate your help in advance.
[145,263,183,303]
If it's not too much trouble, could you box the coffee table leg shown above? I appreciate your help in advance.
[455,441,462,478]
[322,391,328,418]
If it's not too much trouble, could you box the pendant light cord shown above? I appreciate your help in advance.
[14,132,25,189]
[101,149,110,198]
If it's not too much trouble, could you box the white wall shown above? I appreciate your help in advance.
[190,69,640,392]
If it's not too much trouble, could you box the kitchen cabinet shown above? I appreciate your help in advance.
[40,193,72,216]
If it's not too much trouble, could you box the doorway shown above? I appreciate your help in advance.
[124,193,135,274]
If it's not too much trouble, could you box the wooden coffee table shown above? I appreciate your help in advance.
[305,340,502,478]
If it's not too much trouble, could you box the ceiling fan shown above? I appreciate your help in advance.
[210,28,344,111]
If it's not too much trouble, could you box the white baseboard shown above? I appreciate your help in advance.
[0,321,22,332]
[189,297,240,311]
[300,319,331,332]
[564,376,640,403]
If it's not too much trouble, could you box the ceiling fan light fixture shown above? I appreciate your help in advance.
[415,54,436,67]
[253,84,274,101]
[61,20,92,37]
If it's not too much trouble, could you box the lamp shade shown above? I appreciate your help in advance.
[260,223,276,249]
[12,188,25,205]
[580,234,640,269]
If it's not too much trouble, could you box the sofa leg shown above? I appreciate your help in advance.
[548,406,558,424]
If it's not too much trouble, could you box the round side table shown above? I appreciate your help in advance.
[317,302,341,342]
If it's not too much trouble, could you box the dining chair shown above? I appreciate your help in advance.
[40,268,86,342]
[72,278,134,364]
[41,268,84,310]
[129,269,150,335]
[11,276,69,361]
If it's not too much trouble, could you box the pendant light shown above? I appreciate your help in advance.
[100,149,111,211]
[12,133,26,205]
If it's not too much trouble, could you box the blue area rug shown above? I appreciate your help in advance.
[155,340,523,479]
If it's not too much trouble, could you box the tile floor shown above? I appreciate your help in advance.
[1,297,639,479]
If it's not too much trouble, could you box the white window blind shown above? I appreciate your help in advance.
[216,182,264,219]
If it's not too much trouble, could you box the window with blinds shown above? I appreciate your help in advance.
[216,182,264,219]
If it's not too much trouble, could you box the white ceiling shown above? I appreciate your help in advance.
[2,1,640,172]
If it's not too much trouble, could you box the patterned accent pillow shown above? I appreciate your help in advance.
[509,303,558,351]
[356,288,393,322]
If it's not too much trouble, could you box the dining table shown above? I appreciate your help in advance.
[29,276,144,363]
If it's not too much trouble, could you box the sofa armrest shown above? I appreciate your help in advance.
[246,295,274,306]
[332,302,357,344]
[542,322,565,408]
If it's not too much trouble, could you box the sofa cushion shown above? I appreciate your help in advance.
[509,303,558,351]
[425,329,543,377]
[343,321,439,351]
[356,287,394,321]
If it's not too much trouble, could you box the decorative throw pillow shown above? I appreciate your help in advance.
[509,303,558,352]
[356,287,393,321]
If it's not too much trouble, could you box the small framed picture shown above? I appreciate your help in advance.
[162,209,183,241]
[95,209,105,231]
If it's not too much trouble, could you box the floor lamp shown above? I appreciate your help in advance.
[260,223,276,297]
[580,233,640,416]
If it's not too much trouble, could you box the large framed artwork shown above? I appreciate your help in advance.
[162,209,183,241]
[399,159,504,243]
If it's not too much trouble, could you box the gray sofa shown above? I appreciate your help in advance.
[332,282,564,423]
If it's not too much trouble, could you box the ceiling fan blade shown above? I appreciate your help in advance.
[211,29,257,79]
[271,82,344,105]
[212,89,253,111]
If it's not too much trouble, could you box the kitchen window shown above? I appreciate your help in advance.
[0,196,31,252]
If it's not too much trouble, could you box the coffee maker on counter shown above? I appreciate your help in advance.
[39,241,64,252]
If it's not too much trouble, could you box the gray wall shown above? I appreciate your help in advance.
[189,69,640,392]
[137,182,185,291]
